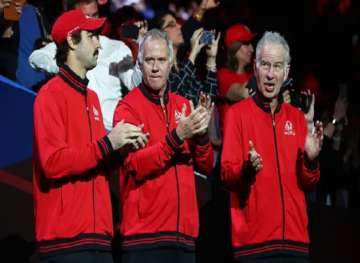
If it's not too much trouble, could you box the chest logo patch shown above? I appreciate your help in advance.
[284,120,296,136]
[93,106,100,121]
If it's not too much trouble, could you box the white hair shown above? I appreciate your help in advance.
[137,29,174,64]
[255,31,291,68]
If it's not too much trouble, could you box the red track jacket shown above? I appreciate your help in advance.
[221,95,320,261]
[113,83,213,252]
[33,65,114,258]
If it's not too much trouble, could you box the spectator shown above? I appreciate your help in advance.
[217,24,255,134]
[149,9,220,104]
[221,31,323,263]
[113,29,213,263]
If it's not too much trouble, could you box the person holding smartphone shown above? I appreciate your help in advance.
[149,9,220,105]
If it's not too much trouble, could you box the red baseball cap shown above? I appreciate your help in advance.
[51,9,106,44]
[224,24,256,47]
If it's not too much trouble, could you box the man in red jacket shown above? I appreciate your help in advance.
[113,29,213,263]
[221,31,324,263]
[33,9,147,263]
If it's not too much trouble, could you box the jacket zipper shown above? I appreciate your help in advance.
[271,113,285,241]
[86,94,96,232]
[160,97,181,241]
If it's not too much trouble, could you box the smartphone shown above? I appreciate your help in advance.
[200,30,214,45]
[4,0,26,21]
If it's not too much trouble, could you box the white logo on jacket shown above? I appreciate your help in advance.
[93,106,100,121]
[284,120,295,136]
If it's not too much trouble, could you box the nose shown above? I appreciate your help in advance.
[266,65,275,79]
[151,60,160,72]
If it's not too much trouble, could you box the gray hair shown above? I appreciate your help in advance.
[255,31,291,67]
[137,29,174,64]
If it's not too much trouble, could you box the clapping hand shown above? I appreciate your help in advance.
[248,140,263,173]
[304,120,324,161]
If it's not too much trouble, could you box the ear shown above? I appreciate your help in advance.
[66,34,78,50]
[284,64,290,82]
[253,59,258,77]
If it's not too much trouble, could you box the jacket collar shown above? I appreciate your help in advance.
[139,82,169,105]
[252,91,282,114]
[58,64,89,96]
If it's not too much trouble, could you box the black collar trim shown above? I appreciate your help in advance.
[139,82,169,105]
[58,64,89,96]
[252,92,281,114]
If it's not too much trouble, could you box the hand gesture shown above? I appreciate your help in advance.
[304,120,324,161]
[134,20,148,41]
[304,90,315,123]
[0,0,11,9]
[108,120,149,151]
[176,97,213,140]
[200,0,220,11]
[189,28,205,64]
[248,140,263,173]
[206,31,221,58]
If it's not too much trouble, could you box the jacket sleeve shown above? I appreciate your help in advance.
[298,112,320,190]
[221,106,247,191]
[33,90,113,180]
[191,134,214,175]
[113,100,185,182]
[29,42,59,74]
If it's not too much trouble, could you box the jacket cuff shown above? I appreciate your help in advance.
[165,129,184,152]
[304,154,319,171]
[97,135,114,158]
[194,133,210,146]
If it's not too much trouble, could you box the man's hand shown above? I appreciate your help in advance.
[304,120,324,161]
[108,120,149,151]
[176,97,213,140]
[248,140,263,173]
[0,0,11,9]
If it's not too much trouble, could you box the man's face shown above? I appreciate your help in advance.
[74,30,101,70]
[141,38,171,93]
[162,14,183,48]
[254,43,289,102]
[77,0,99,18]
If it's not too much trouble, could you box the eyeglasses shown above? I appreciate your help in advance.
[259,60,286,73]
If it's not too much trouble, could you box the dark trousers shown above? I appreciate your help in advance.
[40,251,113,263]
[119,248,195,263]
